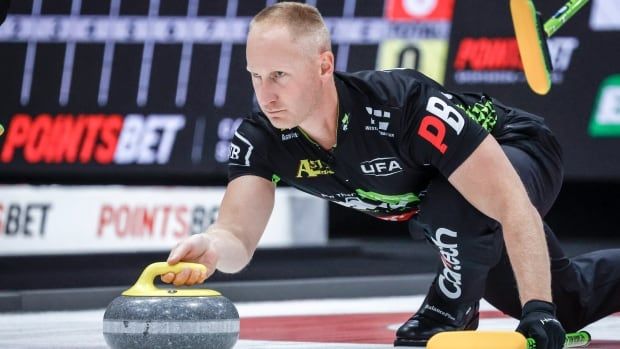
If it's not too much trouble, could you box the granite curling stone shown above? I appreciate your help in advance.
[103,262,239,349]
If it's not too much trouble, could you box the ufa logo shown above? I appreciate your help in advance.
[385,0,455,21]
[360,157,404,176]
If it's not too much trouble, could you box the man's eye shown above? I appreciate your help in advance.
[274,71,285,78]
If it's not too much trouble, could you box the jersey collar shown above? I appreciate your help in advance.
[334,72,354,147]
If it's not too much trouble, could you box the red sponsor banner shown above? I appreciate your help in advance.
[385,0,455,21]
[453,37,523,71]
[0,113,185,165]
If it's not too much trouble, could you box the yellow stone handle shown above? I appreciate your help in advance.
[122,262,220,297]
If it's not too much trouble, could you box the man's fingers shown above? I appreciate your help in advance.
[186,268,202,285]
[161,272,175,284]
[532,328,549,349]
[167,242,191,265]
[165,235,212,285]
[172,268,191,286]
[160,269,206,286]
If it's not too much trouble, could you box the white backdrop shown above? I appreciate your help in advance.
[0,185,327,255]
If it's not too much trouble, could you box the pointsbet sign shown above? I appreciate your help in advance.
[1,113,185,165]
[0,185,327,255]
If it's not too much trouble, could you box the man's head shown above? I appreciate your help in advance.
[246,2,335,129]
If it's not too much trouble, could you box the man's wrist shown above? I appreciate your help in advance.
[522,299,556,317]
[200,232,220,268]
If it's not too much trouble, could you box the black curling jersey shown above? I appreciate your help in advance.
[228,69,556,222]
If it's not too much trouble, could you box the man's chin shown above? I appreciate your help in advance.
[268,117,296,130]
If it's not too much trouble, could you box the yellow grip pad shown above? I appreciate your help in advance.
[428,331,527,349]
[122,262,220,297]
[511,0,552,95]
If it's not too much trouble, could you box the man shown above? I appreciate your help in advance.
[162,3,620,348]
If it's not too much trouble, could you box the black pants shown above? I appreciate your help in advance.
[411,137,620,331]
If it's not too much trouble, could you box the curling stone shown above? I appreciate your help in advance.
[103,262,239,349]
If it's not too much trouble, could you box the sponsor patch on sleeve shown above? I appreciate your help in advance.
[228,131,254,167]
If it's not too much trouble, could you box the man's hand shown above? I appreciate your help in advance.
[516,300,566,349]
[160,175,275,286]
[161,234,217,286]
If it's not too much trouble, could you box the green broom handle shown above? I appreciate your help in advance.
[544,0,590,36]
[526,331,591,349]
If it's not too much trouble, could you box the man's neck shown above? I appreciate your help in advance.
[297,80,339,151]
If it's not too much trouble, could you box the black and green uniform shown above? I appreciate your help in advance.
[229,69,620,332]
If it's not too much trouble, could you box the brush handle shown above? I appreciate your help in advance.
[527,331,591,348]
[427,330,591,349]
[544,0,590,37]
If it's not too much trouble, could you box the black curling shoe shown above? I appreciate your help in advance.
[394,289,480,346]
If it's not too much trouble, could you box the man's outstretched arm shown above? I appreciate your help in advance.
[162,175,275,286]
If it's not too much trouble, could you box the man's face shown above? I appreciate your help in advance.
[246,25,324,129]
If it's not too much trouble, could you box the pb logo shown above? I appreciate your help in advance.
[417,96,464,154]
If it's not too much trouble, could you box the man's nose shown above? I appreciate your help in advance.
[255,82,277,106]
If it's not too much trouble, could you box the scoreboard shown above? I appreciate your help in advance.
[0,0,618,183]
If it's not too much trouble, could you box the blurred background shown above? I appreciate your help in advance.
[0,0,619,302]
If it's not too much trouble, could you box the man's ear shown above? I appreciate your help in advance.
[319,51,335,76]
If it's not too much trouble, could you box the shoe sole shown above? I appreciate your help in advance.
[393,338,427,347]
[393,313,480,347]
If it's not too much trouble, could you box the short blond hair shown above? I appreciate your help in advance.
[249,2,332,54]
